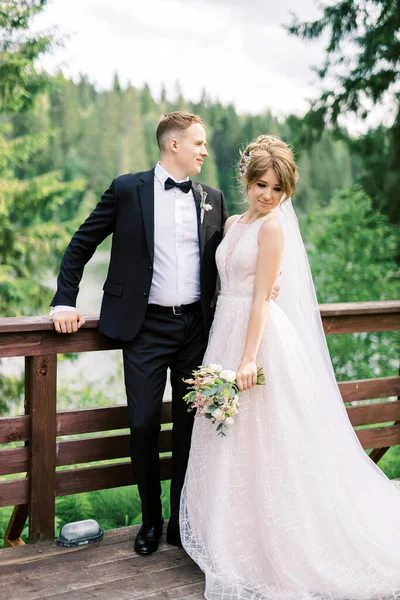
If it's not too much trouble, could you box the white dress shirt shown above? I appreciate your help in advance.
[51,163,200,315]
[149,162,200,306]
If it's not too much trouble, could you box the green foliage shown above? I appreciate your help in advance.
[303,186,399,380]
[0,505,29,546]
[56,493,94,530]
[286,0,400,125]
[0,370,24,415]
[305,187,398,302]
[378,446,400,480]
[0,0,53,113]
[0,4,87,318]
[286,0,400,223]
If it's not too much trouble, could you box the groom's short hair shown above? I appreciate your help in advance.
[156,111,204,152]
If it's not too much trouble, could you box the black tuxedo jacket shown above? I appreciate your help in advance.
[51,169,229,341]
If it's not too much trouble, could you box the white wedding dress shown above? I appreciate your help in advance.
[180,212,400,600]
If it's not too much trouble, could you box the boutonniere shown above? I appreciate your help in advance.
[197,184,213,224]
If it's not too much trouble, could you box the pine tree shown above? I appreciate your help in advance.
[119,84,149,173]
[286,0,400,222]
[0,0,86,320]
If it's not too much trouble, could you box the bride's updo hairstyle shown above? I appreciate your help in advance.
[238,135,298,199]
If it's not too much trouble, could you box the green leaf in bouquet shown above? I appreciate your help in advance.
[202,387,217,398]
[256,367,266,385]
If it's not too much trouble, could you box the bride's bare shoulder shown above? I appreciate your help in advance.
[223,215,240,235]
[260,215,283,234]
[259,216,284,247]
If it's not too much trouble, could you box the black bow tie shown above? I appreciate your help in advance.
[164,177,192,193]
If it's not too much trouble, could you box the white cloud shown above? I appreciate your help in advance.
[32,0,326,116]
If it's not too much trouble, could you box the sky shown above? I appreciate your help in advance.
[33,0,327,119]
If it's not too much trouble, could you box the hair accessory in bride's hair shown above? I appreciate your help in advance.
[239,151,252,178]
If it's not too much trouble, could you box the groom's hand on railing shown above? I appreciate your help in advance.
[53,312,86,334]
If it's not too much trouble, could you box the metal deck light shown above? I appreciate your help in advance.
[57,519,104,547]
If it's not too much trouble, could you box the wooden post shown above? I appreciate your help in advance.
[26,355,57,543]
[4,503,29,547]
[4,357,33,547]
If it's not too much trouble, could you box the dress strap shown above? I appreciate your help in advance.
[226,214,244,234]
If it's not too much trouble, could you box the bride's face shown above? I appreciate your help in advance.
[248,168,284,214]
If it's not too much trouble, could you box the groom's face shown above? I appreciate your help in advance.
[176,123,209,177]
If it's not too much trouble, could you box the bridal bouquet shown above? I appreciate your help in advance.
[183,363,265,436]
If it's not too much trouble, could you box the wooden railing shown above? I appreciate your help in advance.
[0,301,399,547]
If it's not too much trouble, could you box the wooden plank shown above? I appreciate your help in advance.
[338,376,400,402]
[4,502,29,547]
[0,523,141,564]
[26,355,57,543]
[132,581,205,600]
[0,430,172,474]
[43,563,204,600]
[0,544,196,600]
[319,301,400,317]
[3,380,32,545]
[0,529,176,575]
[0,312,396,357]
[0,477,28,507]
[55,457,172,497]
[0,328,118,358]
[322,312,400,334]
[0,446,28,475]
[356,424,400,449]
[0,302,397,333]
[0,458,173,508]
[369,447,391,464]
[0,415,29,443]
[1,301,399,358]
[0,402,173,445]
[56,430,172,467]
[57,406,128,435]
[346,401,400,426]
[0,316,99,333]
[57,402,172,436]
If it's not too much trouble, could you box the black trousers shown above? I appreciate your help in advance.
[122,303,207,535]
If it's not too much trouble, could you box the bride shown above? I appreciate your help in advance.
[180,136,400,600]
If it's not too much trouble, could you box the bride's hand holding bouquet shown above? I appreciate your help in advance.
[183,363,265,436]
[236,358,258,392]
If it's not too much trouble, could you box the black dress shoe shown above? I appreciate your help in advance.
[134,519,164,555]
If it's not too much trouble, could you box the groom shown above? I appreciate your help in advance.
[50,112,228,555]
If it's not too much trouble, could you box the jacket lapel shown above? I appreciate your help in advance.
[138,168,155,263]
[192,182,206,259]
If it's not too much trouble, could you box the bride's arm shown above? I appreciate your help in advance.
[236,218,284,392]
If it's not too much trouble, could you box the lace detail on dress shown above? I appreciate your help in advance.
[180,211,400,600]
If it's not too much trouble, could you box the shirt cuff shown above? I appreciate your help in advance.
[50,305,77,317]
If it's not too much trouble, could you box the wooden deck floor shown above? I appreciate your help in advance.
[0,525,205,599]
